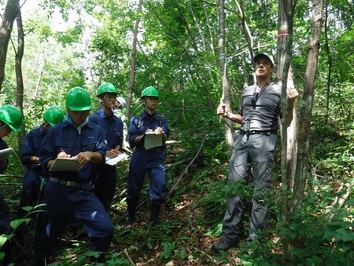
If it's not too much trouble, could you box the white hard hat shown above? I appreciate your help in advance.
[116,97,126,109]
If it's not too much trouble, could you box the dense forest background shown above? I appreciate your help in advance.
[0,0,353,265]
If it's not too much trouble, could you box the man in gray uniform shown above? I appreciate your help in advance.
[212,53,299,251]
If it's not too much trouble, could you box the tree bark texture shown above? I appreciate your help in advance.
[15,8,25,149]
[293,0,324,211]
[0,0,20,92]
[277,0,297,260]
[126,0,142,120]
[218,0,234,148]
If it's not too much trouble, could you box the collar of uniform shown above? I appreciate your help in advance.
[39,124,47,135]
[142,110,158,120]
[64,114,90,133]
[98,108,114,119]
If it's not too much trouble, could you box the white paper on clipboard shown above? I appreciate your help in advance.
[49,157,84,172]
[105,153,129,166]
[144,132,162,150]
[0,148,13,161]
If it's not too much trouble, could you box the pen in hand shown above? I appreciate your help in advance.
[58,147,71,158]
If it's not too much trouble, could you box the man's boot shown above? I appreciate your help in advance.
[126,198,138,224]
[211,238,238,252]
[150,203,163,225]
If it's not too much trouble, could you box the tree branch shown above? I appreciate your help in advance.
[167,134,208,199]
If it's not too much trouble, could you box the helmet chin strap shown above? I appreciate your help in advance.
[145,106,156,115]
[0,124,8,130]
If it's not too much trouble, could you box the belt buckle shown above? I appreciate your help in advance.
[67,181,75,187]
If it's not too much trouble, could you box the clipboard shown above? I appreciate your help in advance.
[49,157,84,172]
[0,148,13,161]
[105,153,129,166]
[144,132,162,150]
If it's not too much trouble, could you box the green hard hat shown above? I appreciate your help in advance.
[66,87,92,111]
[96,82,117,97]
[0,105,23,132]
[43,106,64,126]
[141,86,159,99]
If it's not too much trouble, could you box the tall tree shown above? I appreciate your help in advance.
[0,0,20,92]
[218,0,233,148]
[15,3,25,148]
[294,0,324,217]
[126,0,142,120]
[282,0,324,260]
[277,0,297,260]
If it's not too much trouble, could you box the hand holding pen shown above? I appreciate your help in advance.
[58,147,71,159]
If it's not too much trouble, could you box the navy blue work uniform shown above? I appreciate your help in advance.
[0,138,12,265]
[127,111,170,206]
[34,116,114,265]
[89,109,123,210]
[222,82,280,243]
[17,125,47,219]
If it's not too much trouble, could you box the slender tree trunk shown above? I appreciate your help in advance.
[0,0,20,91]
[234,0,253,87]
[126,0,142,120]
[293,0,323,212]
[34,54,46,99]
[277,0,297,260]
[15,5,25,149]
[218,0,233,148]
[280,0,323,261]
[323,2,332,125]
[235,0,254,57]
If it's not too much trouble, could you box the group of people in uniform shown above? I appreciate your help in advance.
[0,52,300,264]
[0,84,170,265]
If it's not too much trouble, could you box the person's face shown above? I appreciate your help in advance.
[0,123,12,138]
[43,122,52,132]
[115,101,121,110]
[143,96,159,111]
[101,93,117,109]
[254,57,274,78]
[68,109,90,126]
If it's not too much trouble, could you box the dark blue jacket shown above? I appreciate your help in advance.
[89,109,124,149]
[39,117,108,182]
[0,138,9,174]
[21,125,46,173]
[129,110,170,150]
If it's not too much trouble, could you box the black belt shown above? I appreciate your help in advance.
[49,177,90,190]
[241,130,277,136]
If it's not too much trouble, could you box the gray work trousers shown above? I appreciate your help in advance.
[222,132,277,242]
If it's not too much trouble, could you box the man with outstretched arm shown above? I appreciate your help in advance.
[212,53,298,251]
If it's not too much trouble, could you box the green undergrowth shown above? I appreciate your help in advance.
[2,114,354,265]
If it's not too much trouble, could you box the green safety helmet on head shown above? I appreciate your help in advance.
[141,86,159,99]
[43,106,64,126]
[0,105,23,132]
[96,82,118,97]
[66,86,92,111]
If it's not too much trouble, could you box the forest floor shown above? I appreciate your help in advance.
[4,145,280,265]
[6,174,281,266]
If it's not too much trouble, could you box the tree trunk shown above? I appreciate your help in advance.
[218,0,233,148]
[15,5,25,149]
[281,0,324,261]
[277,0,297,260]
[323,3,332,125]
[0,0,20,92]
[293,0,323,213]
[34,53,46,99]
[126,0,142,120]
